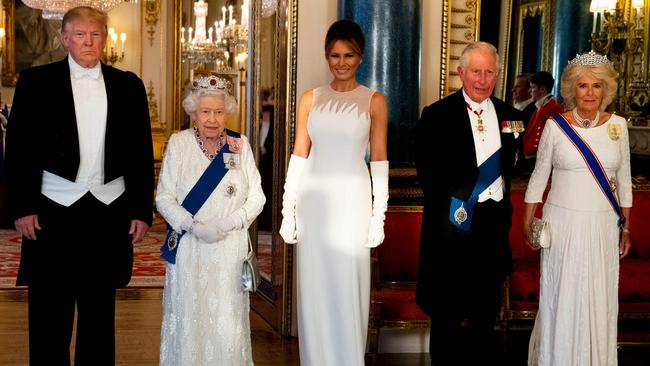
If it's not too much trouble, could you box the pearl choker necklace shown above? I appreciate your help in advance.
[572,108,599,128]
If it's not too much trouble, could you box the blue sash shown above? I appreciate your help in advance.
[160,130,241,264]
[448,149,501,233]
[551,115,624,226]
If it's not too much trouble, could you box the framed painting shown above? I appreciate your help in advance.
[2,0,67,87]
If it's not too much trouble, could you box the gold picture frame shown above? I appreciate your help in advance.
[2,0,67,87]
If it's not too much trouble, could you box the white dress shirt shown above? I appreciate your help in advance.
[462,90,504,203]
[41,57,125,206]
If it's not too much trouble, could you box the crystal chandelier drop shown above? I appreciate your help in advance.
[261,0,277,18]
[22,0,126,20]
[181,0,249,71]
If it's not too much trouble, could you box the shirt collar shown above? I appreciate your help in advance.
[535,93,553,109]
[462,89,489,112]
[68,57,102,80]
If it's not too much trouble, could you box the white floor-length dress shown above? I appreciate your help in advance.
[156,130,265,366]
[296,84,376,366]
[525,115,632,366]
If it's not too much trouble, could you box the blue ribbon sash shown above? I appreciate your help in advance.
[448,149,501,233]
[551,115,623,226]
[160,130,241,263]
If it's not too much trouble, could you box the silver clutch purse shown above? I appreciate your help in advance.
[242,234,260,293]
[531,217,551,249]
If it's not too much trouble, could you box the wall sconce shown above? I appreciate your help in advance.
[105,27,126,65]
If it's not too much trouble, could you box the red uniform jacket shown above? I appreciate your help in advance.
[523,96,564,157]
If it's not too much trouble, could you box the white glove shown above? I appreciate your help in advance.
[279,154,307,244]
[214,214,244,233]
[366,160,389,248]
[192,221,227,243]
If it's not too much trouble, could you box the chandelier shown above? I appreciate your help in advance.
[261,0,277,18]
[181,0,249,71]
[22,0,127,20]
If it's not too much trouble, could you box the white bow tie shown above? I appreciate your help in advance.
[72,67,100,80]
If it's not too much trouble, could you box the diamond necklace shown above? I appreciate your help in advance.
[572,108,600,128]
[194,128,224,160]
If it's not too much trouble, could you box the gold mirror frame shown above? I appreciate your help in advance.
[248,0,298,335]
[1,0,17,87]
[513,1,553,77]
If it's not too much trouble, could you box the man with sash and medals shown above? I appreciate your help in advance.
[415,42,521,365]
[155,75,265,365]
[523,51,632,366]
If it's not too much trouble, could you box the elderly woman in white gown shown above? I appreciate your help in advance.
[156,75,265,365]
[523,51,632,366]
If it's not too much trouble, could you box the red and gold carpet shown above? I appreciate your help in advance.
[0,219,167,289]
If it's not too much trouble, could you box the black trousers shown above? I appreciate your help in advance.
[428,199,510,366]
[24,193,131,366]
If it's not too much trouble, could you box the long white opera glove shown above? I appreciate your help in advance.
[366,160,389,248]
[192,221,227,243]
[279,154,307,244]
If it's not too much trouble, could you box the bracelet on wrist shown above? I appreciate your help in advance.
[622,228,630,234]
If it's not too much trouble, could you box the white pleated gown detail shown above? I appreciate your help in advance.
[525,115,633,366]
[296,84,375,366]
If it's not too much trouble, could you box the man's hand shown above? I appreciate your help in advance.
[15,215,40,240]
[129,219,150,243]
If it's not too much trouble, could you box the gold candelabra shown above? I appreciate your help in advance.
[590,0,648,125]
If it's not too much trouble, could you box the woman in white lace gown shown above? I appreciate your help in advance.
[523,52,632,366]
[156,75,265,366]
[279,20,389,365]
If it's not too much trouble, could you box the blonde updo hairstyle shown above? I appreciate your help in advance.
[560,62,618,111]
[182,88,238,118]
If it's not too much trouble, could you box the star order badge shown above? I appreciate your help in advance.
[454,205,468,224]
[167,231,178,251]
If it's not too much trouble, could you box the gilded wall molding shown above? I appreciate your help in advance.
[147,80,162,129]
[440,0,480,98]
[144,0,161,47]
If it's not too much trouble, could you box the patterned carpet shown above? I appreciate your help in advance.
[0,221,167,289]
[0,218,275,288]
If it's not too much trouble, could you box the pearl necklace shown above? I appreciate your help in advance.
[194,128,224,160]
[572,108,600,128]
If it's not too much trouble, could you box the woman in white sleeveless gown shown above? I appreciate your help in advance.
[279,20,389,365]
[523,52,632,366]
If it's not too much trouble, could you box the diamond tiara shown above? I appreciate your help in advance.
[191,75,232,93]
[568,50,613,67]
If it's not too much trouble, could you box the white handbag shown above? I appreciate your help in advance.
[531,218,551,249]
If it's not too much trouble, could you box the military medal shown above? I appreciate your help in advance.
[501,120,525,133]
[607,124,621,141]
[454,203,468,224]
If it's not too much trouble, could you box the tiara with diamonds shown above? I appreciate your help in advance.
[191,75,232,93]
[568,50,613,67]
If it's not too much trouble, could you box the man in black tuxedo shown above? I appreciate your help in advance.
[5,7,153,365]
[415,42,520,365]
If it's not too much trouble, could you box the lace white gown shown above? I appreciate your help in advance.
[156,130,265,366]
[525,115,632,366]
[295,84,375,366]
